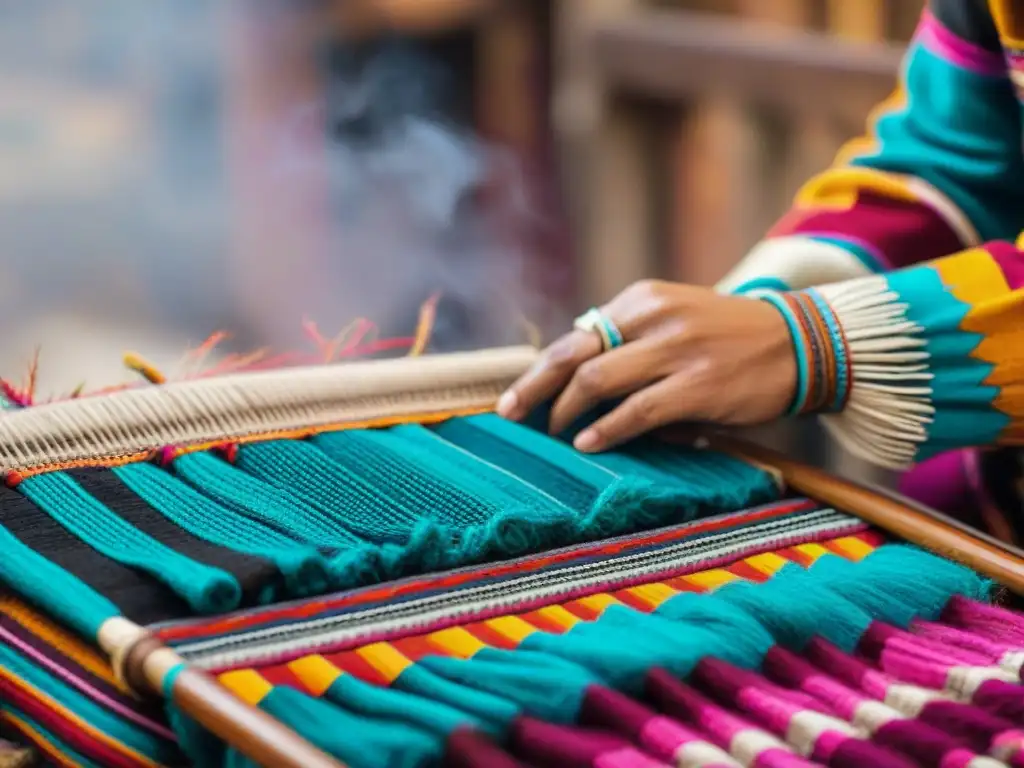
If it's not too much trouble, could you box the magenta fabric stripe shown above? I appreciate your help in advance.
[645,669,816,768]
[917,11,1007,77]
[769,192,965,270]
[982,241,1024,290]
[580,684,738,766]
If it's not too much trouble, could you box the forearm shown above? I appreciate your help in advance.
[755,243,1024,468]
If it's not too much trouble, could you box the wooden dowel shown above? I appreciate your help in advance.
[671,431,1024,594]
[121,634,345,768]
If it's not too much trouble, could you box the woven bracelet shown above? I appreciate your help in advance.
[750,289,851,416]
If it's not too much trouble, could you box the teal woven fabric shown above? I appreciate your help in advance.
[115,463,331,600]
[17,473,240,615]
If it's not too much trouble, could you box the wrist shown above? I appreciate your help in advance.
[749,289,851,416]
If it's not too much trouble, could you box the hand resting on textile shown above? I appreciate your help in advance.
[496,280,797,452]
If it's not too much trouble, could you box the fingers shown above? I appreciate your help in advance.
[497,329,603,421]
[547,337,672,436]
[573,374,700,453]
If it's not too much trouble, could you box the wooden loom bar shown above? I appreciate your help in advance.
[692,432,1024,595]
[101,631,347,768]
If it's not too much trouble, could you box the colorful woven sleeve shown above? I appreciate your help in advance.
[757,243,1024,469]
[719,0,1024,294]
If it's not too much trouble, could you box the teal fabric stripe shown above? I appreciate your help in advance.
[587,439,779,513]
[0,646,179,763]
[0,706,106,768]
[236,441,421,545]
[0,521,118,639]
[325,673,481,739]
[390,665,519,737]
[730,276,792,295]
[256,687,441,768]
[442,414,780,535]
[313,428,580,564]
[385,423,577,513]
[313,430,508,527]
[466,414,620,490]
[114,463,331,599]
[419,649,592,724]
[430,416,613,511]
[173,452,366,548]
[849,42,1024,243]
[17,473,240,616]
[885,264,1007,459]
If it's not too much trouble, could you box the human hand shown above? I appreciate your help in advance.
[496,280,798,452]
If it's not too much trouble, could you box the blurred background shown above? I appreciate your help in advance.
[0,0,918,474]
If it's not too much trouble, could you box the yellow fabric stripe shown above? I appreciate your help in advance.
[427,627,487,659]
[356,643,412,684]
[287,656,342,698]
[484,616,537,645]
[990,0,1024,47]
[0,665,161,768]
[828,536,875,561]
[793,543,832,564]
[744,552,790,576]
[683,569,739,590]
[625,583,678,610]
[795,167,921,210]
[932,249,1024,432]
[535,606,581,631]
[576,594,622,615]
[0,598,123,691]
[217,670,274,706]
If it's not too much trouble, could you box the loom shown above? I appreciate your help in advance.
[1,345,1023,768]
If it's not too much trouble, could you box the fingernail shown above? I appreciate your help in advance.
[574,428,600,452]
[496,391,518,419]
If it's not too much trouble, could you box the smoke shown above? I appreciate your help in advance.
[269,35,561,352]
[0,2,565,393]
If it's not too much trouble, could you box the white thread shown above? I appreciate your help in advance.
[883,683,948,716]
[785,710,861,757]
[729,729,789,767]
[946,665,1020,698]
[851,700,899,733]
[674,740,742,767]
[1000,650,1024,677]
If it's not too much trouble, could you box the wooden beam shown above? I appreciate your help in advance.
[827,0,887,42]
[553,0,659,307]
[593,10,902,125]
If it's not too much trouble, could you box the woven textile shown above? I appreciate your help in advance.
[0,406,1022,767]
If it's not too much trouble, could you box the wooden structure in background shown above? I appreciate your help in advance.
[556,0,920,303]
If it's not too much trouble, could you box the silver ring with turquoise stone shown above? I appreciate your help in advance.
[573,307,624,352]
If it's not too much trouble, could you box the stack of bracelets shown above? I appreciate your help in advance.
[749,289,852,416]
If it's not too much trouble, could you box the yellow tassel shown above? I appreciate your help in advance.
[123,352,167,385]
[409,294,440,357]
